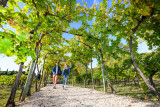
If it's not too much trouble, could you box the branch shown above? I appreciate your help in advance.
[71,50,91,57]
[36,32,49,47]
[47,52,58,55]
[30,22,42,34]
[29,12,67,35]
[132,8,154,34]
[45,12,72,22]
[29,10,54,35]
[38,33,46,43]
[62,30,100,41]
[46,10,106,23]
[32,0,39,18]
[77,40,93,49]
[132,16,146,33]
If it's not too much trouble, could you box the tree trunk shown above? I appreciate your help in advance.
[98,80,101,86]
[135,70,140,87]
[43,68,48,87]
[148,74,154,87]
[128,74,130,83]
[27,69,35,96]
[100,52,106,92]
[148,70,158,87]
[38,56,46,91]
[21,61,35,101]
[80,63,82,75]
[130,35,160,99]
[27,60,39,96]
[45,70,49,86]
[133,78,137,86]
[128,9,160,99]
[21,45,40,101]
[43,72,46,87]
[91,57,95,89]
[130,79,132,86]
[72,69,74,86]
[6,62,24,107]
[35,64,40,92]
[19,85,24,101]
[35,79,37,92]
[99,49,116,94]
[38,70,42,91]
[105,80,108,88]
[42,55,48,87]
[124,79,126,86]
[114,73,117,84]
[84,63,87,88]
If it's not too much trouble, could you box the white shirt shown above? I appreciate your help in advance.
[56,66,58,74]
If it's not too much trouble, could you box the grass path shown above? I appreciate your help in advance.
[17,84,160,107]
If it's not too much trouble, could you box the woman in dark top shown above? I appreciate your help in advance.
[62,63,71,88]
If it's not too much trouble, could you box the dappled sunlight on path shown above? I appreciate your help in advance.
[17,84,160,107]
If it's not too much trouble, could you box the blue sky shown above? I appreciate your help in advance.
[0,0,153,71]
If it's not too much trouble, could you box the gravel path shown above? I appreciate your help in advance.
[17,84,160,107]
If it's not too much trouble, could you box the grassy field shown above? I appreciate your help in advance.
[0,86,36,107]
[72,79,160,102]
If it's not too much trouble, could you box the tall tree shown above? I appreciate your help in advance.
[105,0,160,99]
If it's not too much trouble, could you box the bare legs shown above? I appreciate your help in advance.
[53,75,58,88]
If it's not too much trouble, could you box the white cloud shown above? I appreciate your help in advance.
[138,41,152,53]
[0,55,32,71]
[88,58,98,68]
[94,0,100,4]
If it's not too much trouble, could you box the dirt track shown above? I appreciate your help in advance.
[17,84,160,107]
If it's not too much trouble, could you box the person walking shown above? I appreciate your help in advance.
[52,62,62,89]
[62,63,72,88]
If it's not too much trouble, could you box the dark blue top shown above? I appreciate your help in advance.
[52,66,62,75]
[62,66,72,76]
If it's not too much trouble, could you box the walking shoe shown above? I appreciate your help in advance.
[62,85,64,88]
[53,86,56,89]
